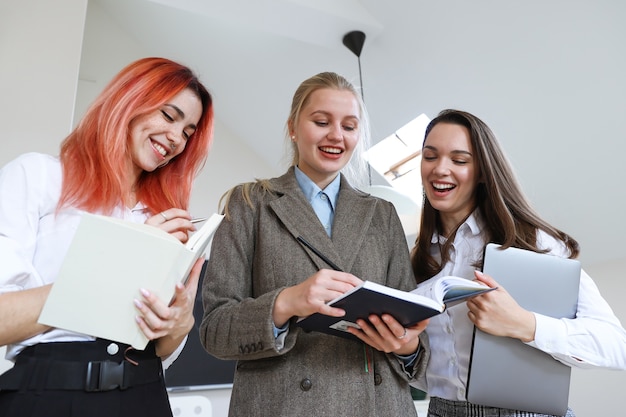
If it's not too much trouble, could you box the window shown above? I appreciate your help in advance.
[365,113,429,206]
[364,114,429,240]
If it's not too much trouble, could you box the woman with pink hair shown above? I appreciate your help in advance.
[0,57,214,417]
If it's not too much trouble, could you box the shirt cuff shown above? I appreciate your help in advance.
[526,312,568,353]
[395,344,420,376]
[161,334,187,370]
[273,322,289,350]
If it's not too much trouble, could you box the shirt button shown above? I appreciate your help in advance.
[106,343,119,355]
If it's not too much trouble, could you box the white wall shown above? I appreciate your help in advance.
[0,0,87,165]
[0,0,88,374]
[569,257,626,417]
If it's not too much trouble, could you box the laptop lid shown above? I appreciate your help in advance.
[466,243,581,415]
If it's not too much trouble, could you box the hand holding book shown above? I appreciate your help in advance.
[295,235,494,340]
[296,276,493,340]
[38,212,224,349]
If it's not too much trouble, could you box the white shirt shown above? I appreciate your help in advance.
[0,153,183,367]
[412,210,626,400]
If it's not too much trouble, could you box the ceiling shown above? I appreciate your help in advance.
[84,0,626,267]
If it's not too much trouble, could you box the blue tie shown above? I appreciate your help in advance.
[312,191,333,236]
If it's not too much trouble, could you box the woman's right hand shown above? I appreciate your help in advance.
[467,270,536,342]
[145,208,195,243]
[272,269,363,327]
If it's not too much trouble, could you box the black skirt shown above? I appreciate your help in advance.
[0,339,173,417]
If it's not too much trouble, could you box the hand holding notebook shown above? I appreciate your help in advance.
[39,212,224,349]
[296,277,493,339]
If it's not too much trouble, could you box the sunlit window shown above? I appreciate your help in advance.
[365,113,429,207]
[364,113,430,241]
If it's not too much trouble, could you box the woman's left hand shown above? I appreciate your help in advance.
[466,270,536,342]
[134,258,204,356]
[347,314,429,356]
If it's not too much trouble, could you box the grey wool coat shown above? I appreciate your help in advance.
[200,168,429,417]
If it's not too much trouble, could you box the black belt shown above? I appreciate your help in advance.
[0,341,163,392]
[0,357,162,392]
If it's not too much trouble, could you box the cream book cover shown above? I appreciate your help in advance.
[38,212,224,349]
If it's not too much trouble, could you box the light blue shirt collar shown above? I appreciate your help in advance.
[294,166,340,211]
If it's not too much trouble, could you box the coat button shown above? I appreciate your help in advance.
[106,343,119,355]
[374,373,382,386]
[300,378,313,391]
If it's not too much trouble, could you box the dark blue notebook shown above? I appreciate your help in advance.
[296,278,492,340]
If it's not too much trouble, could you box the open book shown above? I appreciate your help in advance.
[411,275,495,307]
[38,212,224,349]
[296,276,492,340]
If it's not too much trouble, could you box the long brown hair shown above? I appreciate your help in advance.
[411,109,579,283]
[58,57,214,214]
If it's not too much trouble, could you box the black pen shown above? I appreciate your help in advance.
[296,236,343,272]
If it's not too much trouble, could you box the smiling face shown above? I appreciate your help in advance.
[290,88,360,189]
[128,87,202,180]
[421,122,481,235]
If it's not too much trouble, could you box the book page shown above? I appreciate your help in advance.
[410,280,444,307]
[185,213,224,252]
[411,275,491,305]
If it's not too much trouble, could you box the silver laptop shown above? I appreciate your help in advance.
[466,243,581,416]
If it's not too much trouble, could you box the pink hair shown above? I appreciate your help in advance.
[58,57,214,214]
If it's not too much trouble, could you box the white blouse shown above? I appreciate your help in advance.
[412,211,626,401]
[0,153,183,367]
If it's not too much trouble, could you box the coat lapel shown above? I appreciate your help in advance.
[268,168,377,273]
[331,176,377,272]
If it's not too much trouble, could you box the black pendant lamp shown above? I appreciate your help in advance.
[342,30,366,101]
[342,30,370,184]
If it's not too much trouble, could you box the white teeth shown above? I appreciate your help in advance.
[152,141,167,157]
[320,147,341,154]
[433,183,454,190]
